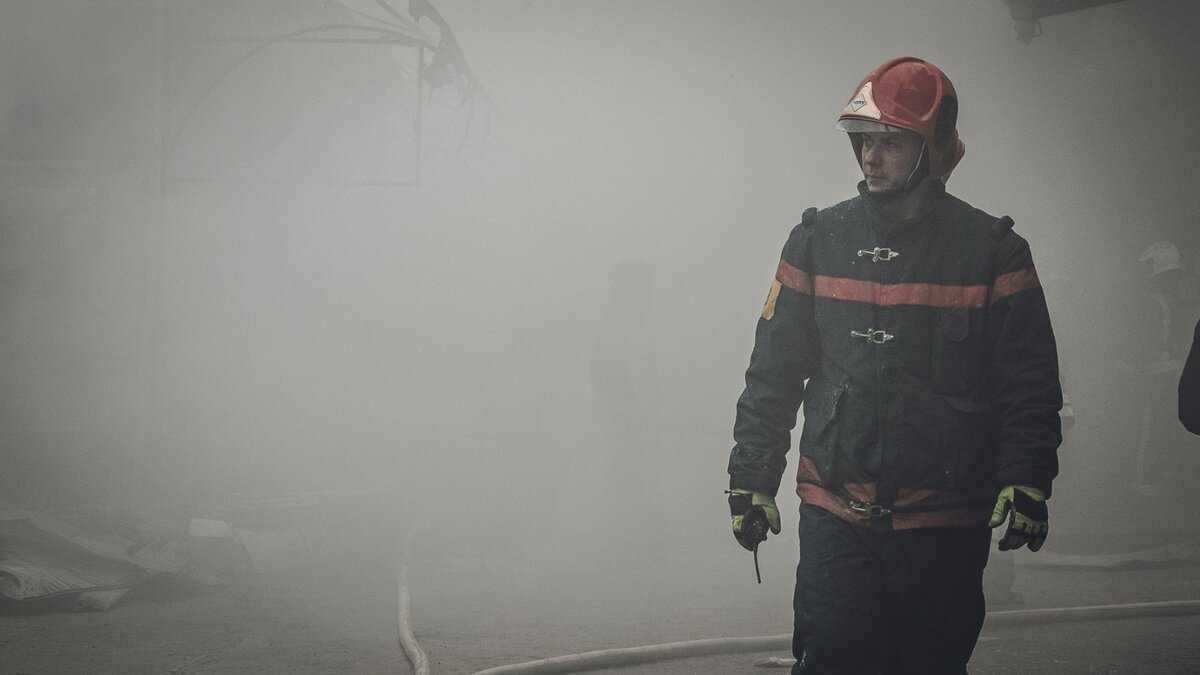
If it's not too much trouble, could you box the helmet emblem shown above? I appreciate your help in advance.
[841,82,882,120]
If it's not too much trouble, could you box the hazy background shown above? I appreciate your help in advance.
[2,0,1200,578]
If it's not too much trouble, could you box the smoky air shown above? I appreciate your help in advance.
[1,1,1198,673]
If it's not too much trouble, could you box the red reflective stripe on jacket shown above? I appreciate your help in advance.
[776,259,811,294]
[991,267,1040,303]
[796,483,871,524]
[813,276,876,303]
[797,456,994,531]
[879,282,988,308]
[891,505,992,529]
[796,482,993,530]
[812,275,989,308]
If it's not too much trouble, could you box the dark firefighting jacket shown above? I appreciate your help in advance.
[728,182,1062,530]
[1179,318,1200,434]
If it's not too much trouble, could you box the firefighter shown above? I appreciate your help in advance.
[726,57,1062,674]
[1129,241,1200,498]
[1180,316,1200,434]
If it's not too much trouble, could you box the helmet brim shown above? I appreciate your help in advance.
[835,118,908,134]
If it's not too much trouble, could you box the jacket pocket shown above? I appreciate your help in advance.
[798,378,847,481]
[890,374,997,491]
[940,394,999,489]
[932,308,977,394]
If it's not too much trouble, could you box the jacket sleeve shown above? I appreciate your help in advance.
[727,213,821,497]
[987,229,1062,497]
[1178,318,1200,434]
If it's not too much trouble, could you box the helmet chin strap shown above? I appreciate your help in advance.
[902,141,927,191]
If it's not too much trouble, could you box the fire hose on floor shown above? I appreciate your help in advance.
[397,563,430,675]
[395,543,1200,675]
[459,601,1200,675]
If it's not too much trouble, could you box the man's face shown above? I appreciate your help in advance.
[859,131,925,193]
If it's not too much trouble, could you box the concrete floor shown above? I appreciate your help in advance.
[5,523,1200,675]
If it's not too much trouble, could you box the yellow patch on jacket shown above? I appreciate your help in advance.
[762,279,782,320]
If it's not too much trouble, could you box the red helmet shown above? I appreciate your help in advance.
[836,57,966,182]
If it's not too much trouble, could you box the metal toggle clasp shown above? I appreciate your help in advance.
[848,500,892,518]
[850,328,894,344]
[857,247,899,262]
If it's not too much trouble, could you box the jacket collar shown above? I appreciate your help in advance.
[857,180,949,241]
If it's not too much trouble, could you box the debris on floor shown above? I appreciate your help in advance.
[0,504,210,612]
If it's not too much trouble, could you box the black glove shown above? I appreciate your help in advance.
[988,485,1049,552]
[728,489,781,551]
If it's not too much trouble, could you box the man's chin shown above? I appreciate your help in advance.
[866,184,904,202]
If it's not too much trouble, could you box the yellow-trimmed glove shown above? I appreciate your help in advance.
[988,485,1048,552]
[728,489,782,551]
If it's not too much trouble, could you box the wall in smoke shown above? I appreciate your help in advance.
[0,0,491,509]
[2,1,1199,546]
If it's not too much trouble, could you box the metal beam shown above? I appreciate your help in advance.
[1004,0,1132,43]
[1032,0,1130,19]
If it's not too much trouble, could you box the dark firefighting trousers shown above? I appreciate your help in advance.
[792,504,992,675]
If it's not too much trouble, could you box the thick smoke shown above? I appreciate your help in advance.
[1,0,1199,648]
